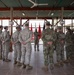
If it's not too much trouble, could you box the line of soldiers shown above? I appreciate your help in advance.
[0,23,33,70]
[41,21,74,71]
[0,21,74,71]
[12,23,33,70]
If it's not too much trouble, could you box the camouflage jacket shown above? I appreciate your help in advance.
[57,32,65,44]
[34,32,39,41]
[42,28,57,47]
[19,28,33,44]
[65,31,73,45]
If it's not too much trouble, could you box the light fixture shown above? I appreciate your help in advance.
[51,12,54,16]
[22,12,25,16]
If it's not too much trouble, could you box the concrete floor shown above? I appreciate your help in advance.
[0,44,74,75]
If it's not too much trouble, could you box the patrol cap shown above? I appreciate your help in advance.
[45,21,51,26]
[57,26,62,29]
[4,26,8,29]
[16,25,21,29]
[0,25,3,28]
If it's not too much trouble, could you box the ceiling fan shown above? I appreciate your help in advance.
[28,0,48,8]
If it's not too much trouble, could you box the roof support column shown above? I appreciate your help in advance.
[61,7,64,21]
[61,7,64,32]
[1,20,3,25]
[71,19,73,29]
[52,18,54,25]
[20,18,22,25]
[52,18,54,29]
[10,7,13,36]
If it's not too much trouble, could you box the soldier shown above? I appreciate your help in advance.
[0,25,3,59]
[34,28,39,51]
[12,25,21,65]
[42,21,57,71]
[1,26,11,62]
[7,31,11,52]
[65,27,73,63]
[54,28,58,50]
[56,26,65,66]
[19,22,33,70]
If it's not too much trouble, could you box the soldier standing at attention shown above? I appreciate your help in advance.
[12,26,21,65]
[0,26,3,59]
[19,22,33,70]
[56,26,65,66]
[42,21,57,71]
[1,26,11,62]
[34,28,39,51]
[65,27,73,63]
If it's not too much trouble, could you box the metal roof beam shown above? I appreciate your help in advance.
[0,7,74,11]
[0,17,74,19]
[0,0,8,7]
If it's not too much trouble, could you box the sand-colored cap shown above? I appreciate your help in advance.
[4,26,8,29]
[0,25,3,28]
[16,25,21,29]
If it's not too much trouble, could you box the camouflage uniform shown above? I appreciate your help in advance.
[1,26,10,61]
[7,31,11,52]
[34,29,39,51]
[54,28,58,50]
[56,27,65,65]
[0,26,3,59]
[19,23,33,69]
[42,22,57,70]
[65,27,73,61]
[12,26,21,64]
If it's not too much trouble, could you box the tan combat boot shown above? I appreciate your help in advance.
[26,64,33,70]
[42,66,49,71]
[14,60,17,65]
[20,63,26,69]
[16,62,21,66]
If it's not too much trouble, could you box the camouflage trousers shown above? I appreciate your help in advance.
[56,44,64,62]
[43,46,54,66]
[66,45,73,59]
[21,44,32,65]
[0,44,2,59]
[2,42,10,60]
[13,43,21,62]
